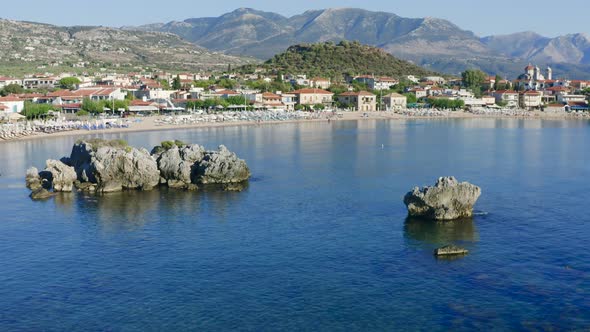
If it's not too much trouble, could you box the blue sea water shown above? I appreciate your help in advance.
[0,118,589,331]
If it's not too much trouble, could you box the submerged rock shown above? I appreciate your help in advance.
[434,245,469,256]
[193,145,251,184]
[404,177,481,221]
[30,188,54,200]
[39,159,77,192]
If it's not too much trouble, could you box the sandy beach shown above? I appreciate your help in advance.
[2,110,587,143]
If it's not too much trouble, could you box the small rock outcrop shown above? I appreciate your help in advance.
[404,177,481,221]
[39,159,77,192]
[193,145,251,184]
[434,245,469,257]
[26,167,42,190]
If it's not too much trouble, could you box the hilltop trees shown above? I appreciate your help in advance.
[261,41,437,80]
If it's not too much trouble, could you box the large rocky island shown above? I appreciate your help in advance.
[26,139,250,199]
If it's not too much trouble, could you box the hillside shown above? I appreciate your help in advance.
[131,8,590,78]
[0,19,252,74]
[258,41,437,79]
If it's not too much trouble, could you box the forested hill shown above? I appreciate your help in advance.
[258,41,438,79]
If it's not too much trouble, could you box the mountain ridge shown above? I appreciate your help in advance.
[129,7,590,78]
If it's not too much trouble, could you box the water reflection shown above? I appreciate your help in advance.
[404,217,479,245]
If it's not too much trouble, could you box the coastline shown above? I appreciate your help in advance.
[2,110,588,143]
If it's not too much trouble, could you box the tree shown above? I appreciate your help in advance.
[22,102,55,119]
[461,69,487,91]
[59,77,81,90]
[159,79,170,89]
[82,98,103,114]
[217,78,236,89]
[1,83,24,96]
[313,103,325,111]
[404,93,417,104]
[172,75,181,90]
[493,74,503,90]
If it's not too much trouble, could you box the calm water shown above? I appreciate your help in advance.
[1,118,589,331]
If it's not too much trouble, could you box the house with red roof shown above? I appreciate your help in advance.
[493,90,519,107]
[292,88,334,107]
[337,91,376,111]
[519,91,542,109]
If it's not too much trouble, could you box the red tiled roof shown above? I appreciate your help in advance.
[521,91,541,95]
[339,91,375,96]
[0,97,23,102]
[495,90,518,94]
[215,89,239,95]
[262,92,281,99]
[292,88,333,95]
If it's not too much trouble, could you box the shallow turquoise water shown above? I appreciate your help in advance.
[0,118,589,331]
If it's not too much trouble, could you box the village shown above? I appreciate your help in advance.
[0,64,589,124]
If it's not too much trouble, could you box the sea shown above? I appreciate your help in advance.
[0,118,589,331]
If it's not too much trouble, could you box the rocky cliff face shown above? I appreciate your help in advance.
[404,177,481,221]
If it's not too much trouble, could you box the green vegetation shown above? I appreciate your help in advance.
[427,98,465,110]
[77,138,129,151]
[404,93,417,104]
[461,69,487,97]
[81,98,129,114]
[160,140,187,150]
[59,77,81,90]
[76,110,90,116]
[0,83,25,96]
[22,102,56,119]
[259,41,437,80]
[172,75,182,90]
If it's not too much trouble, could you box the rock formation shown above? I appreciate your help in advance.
[193,145,251,184]
[25,167,42,191]
[39,160,77,192]
[404,177,481,221]
[153,144,205,189]
[26,139,251,199]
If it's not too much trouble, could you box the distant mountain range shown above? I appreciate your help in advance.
[129,8,590,79]
[0,19,251,74]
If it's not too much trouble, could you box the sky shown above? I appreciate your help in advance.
[2,0,588,37]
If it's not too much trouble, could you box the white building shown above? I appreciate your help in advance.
[0,97,25,114]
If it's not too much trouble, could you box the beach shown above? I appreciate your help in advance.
[1,109,588,143]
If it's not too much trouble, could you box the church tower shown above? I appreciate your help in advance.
[546,66,552,80]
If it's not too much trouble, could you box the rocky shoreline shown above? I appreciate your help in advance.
[26,139,250,199]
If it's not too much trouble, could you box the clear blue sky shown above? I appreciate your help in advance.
[2,0,588,37]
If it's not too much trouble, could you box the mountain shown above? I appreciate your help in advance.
[0,19,252,74]
[257,41,437,79]
[482,32,590,65]
[131,8,590,78]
